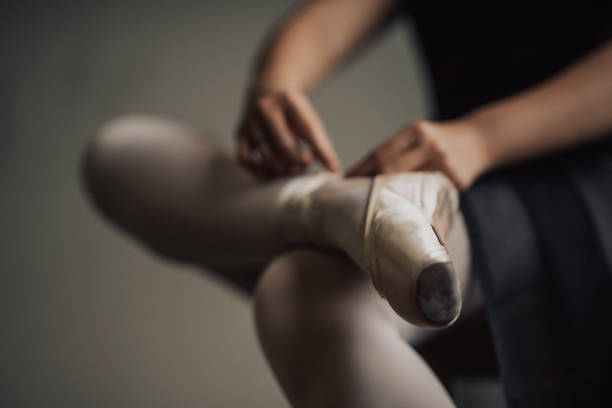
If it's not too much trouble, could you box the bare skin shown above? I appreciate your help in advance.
[348,38,612,186]
[237,0,396,176]
[233,0,612,405]
[83,1,612,407]
[239,0,612,187]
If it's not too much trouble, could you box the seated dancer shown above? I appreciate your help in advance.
[83,0,612,406]
[83,114,473,407]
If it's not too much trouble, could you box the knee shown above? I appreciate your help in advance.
[81,114,161,209]
[82,115,136,197]
[254,250,313,341]
[82,115,150,182]
[254,250,341,342]
[254,250,389,345]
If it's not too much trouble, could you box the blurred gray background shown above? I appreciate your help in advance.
[0,1,504,406]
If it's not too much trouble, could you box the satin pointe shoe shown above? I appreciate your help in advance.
[363,172,461,328]
[277,171,461,328]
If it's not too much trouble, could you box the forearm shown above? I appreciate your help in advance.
[465,39,612,170]
[250,0,396,95]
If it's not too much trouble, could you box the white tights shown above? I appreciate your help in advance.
[83,115,480,408]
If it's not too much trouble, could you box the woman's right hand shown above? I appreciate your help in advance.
[236,89,341,178]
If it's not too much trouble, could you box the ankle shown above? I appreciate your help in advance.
[316,179,371,266]
[276,172,341,245]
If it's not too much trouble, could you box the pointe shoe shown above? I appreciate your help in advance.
[277,172,344,245]
[363,172,461,328]
[277,171,461,328]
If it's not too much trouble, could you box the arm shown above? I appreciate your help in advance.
[251,0,397,95]
[237,0,398,177]
[467,38,612,168]
[348,39,612,190]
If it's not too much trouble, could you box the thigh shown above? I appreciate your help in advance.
[89,114,258,198]
[85,114,267,290]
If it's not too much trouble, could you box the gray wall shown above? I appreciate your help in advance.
[0,1,502,407]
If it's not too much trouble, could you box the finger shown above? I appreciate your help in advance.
[295,138,315,165]
[245,138,267,177]
[345,151,379,177]
[237,127,261,174]
[249,149,267,178]
[379,145,430,174]
[237,132,252,163]
[235,122,249,159]
[417,159,465,190]
[241,123,276,176]
[430,160,465,190]
[346,129,418,177]
[346,145,395,177]
[284,92,341,171]
[250,124,288,176]
[416,161,440,173]
[244,133,266,176]
[257,98,304,166]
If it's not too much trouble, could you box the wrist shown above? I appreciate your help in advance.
[248,73,305,100]
[460,110,501,173]
[428,119,494,189]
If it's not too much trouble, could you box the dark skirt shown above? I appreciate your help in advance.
[461,137,612,407]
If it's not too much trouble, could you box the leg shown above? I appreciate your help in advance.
[254,210,477,407]
[82,114,465,324]
[254,249,456,408]
[82,114,289,290]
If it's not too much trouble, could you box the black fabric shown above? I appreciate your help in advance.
[461,142,612,406]
[400,2,612,406]
[404,0,612,120]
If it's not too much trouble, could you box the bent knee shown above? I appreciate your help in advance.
[81,114,181,207]
[83,114,170,176]
[82,115,148,194]
[254,250,395,339]
[255,251,341,331]
[254,250,317,336]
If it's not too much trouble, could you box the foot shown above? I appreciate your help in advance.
[363,173,461,328]
[277,171,461,328]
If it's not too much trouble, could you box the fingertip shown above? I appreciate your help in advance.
[332,156,342,171]
[320,152,341,171]
[319,157,337,172]
[330,161,342,173]
[299,151,314,166]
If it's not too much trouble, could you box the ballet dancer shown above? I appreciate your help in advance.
[82,0,612,405]
[82,114,474,407]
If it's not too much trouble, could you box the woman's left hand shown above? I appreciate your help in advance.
[346,120,491,191]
